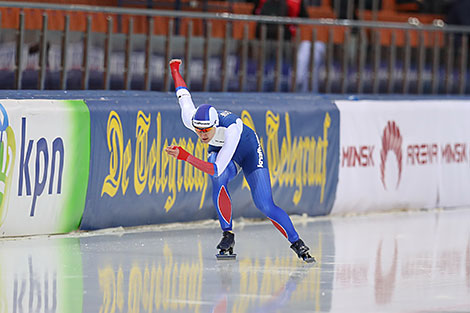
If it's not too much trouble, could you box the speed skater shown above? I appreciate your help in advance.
[164,59,315,263]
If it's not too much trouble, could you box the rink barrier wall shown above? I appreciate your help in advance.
[82,92,340,230]
[0,99,90,237]
[0,90,469,236]
[0,91,340,236]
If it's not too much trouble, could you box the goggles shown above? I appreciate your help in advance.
[194,126,214,133]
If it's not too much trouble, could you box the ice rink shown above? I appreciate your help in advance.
[1,207,469,313]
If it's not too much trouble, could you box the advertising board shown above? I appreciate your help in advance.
[0,99,90,236]
[333,99,470,214]
[81,93,340,229]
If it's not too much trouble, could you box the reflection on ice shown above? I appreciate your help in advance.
[79,222,330,313]
[212,259,318,313]
[332,208,470,312]
[0,208,469,312]
[0,237,83,313]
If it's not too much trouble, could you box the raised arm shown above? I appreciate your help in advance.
[169,59,195,131]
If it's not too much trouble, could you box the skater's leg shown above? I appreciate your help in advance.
[209,153,238,231]
[245,168,299,243]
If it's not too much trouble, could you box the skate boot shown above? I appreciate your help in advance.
[290,239,316,263]
[216,231,236,260]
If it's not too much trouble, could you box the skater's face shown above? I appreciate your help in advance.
[195,126,216,144]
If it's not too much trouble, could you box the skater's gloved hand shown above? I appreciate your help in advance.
[164,145,189,161]
[169,59,182,73]
[169,59,187,88]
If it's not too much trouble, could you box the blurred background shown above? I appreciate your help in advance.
[0,0,469,94]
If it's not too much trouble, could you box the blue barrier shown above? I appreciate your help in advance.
[80,92,340,230]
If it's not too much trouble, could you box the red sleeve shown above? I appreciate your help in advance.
[169,60,187,89]
[175,146,216,176]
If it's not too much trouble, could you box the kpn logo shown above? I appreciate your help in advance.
[0,104,16,227]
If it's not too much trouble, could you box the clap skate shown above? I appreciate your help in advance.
[290,239,316,263]
[216,231,236,260]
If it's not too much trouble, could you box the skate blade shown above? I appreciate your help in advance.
[303,256,316,264]
[216,253,237,260]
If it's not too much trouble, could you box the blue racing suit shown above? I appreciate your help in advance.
[176,87,299,243]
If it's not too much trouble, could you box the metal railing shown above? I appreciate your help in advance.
[0,1,469,94]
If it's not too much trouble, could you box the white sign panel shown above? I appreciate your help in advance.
[333,99,470,214]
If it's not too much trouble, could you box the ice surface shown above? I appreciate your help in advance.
[0,208,469,313]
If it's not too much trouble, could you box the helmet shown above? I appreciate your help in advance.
[192,104,219,129]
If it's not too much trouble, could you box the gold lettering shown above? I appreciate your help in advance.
[102,111,124,197]
[264,111,331,205]
[292,137,303,204]
[121,140,132,195]
[320,113,330,202]
[101,110,212,211]
[164,138,178,211]
[265,111,281,181]
[155,113,162,193]
[148,140,157,193]
[161,139,169,194]
[241,110,255,132]
[101,109,330,212]
[134,111,151,195]
[176,138,186,192]
[183,139,194,191]
[280,113,292,187]
[194,141,208,209]
[194,140,209,209]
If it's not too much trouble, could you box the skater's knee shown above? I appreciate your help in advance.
[255,203,274,217]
